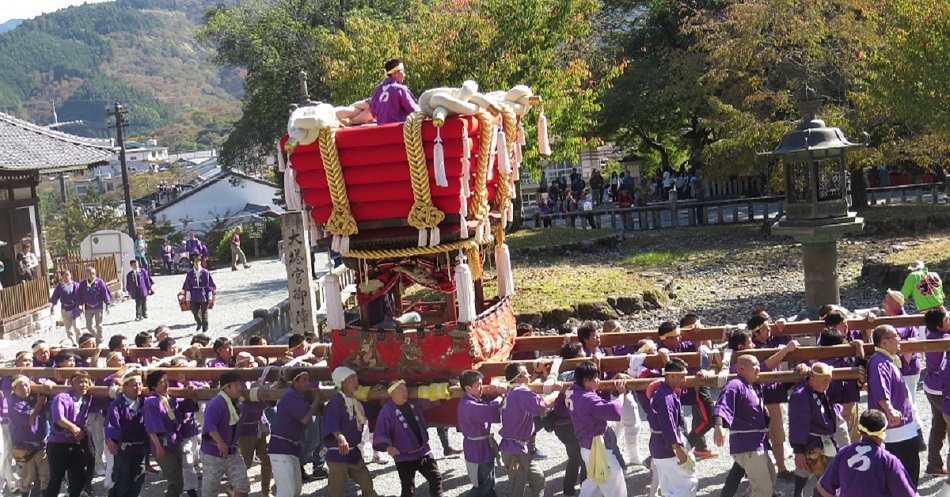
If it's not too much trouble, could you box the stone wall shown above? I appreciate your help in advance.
[0,307,55,340]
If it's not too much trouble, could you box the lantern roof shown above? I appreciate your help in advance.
[766,85,865,157]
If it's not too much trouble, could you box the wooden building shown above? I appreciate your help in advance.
[0,112,113,336]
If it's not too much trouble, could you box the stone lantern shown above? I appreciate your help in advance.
[767,86,865,315]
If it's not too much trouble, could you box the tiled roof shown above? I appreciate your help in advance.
[0,112,115,172]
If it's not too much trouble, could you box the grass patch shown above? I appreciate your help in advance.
[857,204,950,223]
[621,250,690,268]
[504,228,615,251]
[884,235,950,268]
[483,262,653,313]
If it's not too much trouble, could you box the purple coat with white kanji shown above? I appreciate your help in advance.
[182,268,216,303]
[788,380,838,454]
[104,394,148,454]
[49,391,92,444]
[125,268,153,299]
[78,277,111,310]
[566,383,622,450]
[458,393,501,465]
[499,386,547,455]
[373,399,434,463]
[143,392,186,451]
[818,441,916,497]
[714,377,769,454]
[867,352,914,430]
[321,393,364,464]
[8,395,48,450]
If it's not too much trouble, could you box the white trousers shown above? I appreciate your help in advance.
[182,436,199,491]
[615,392,643,465]
[0,423,19,488]
[104,451,115,489]
[87,413,105,473]
[654,456,698,497]
[904,373,921,419]
[271,454,302,497]
[579,447,627,497]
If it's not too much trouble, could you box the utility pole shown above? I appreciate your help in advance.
[108,103,136,238]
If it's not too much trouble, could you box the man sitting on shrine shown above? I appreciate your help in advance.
[370,58,421,124]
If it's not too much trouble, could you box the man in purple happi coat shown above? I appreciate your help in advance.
[714,355,774,497]
[499,363,559,497]
[104,373,147,497]
[185,232,205,257]
[8,375,49,497]
[867,325,920,488]
[49,269,82,343]
[125,259,154,321]
[566,361,627,497]
[323,367,377,497]
[201,372,250,497]
[924,307,950,475]
[457,369,503,497]
[657,320,717,458]
[77,267,111,340]
[207,337,234,368]
[268,369,321,497]
[374,379,444,497]
[788,362,839,497]
[370,59,420,125]
[46,371,93,497]
[648,358,698,497]
[817,409,916,497]
[937,333,950,497]
[181,254,216,333]
[143,370,196,497]
[235,354,271,497]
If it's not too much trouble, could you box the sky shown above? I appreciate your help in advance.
[0,0,114,25]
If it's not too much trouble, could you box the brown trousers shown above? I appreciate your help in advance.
[327,460,377,497]
[238,435,271,496]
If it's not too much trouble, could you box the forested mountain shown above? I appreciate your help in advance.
[0,20,23,34]
[0,0,242,149]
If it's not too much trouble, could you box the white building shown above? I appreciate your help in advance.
[149,171,283,232]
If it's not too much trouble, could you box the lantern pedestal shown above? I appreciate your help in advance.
[773,213,864,318]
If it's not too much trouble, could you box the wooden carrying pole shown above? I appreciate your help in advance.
[11,338,950,385]
[46,315,924,360]
[30,368,862,400]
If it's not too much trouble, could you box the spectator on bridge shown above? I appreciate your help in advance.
[609,172,619,202]
[77,267,111,341]
[50,270,82,344]
[538,195,555,228]
[589,170,605,207]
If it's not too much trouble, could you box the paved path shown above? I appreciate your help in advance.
[2,256,303,354]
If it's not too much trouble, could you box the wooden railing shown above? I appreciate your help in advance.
[533,194,786,231]
[0,278,51,320]
[54,256,119,286]
[867,182,945,205]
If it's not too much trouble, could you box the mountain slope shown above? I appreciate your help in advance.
[0,20,23,34]
[0,0,241,145]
